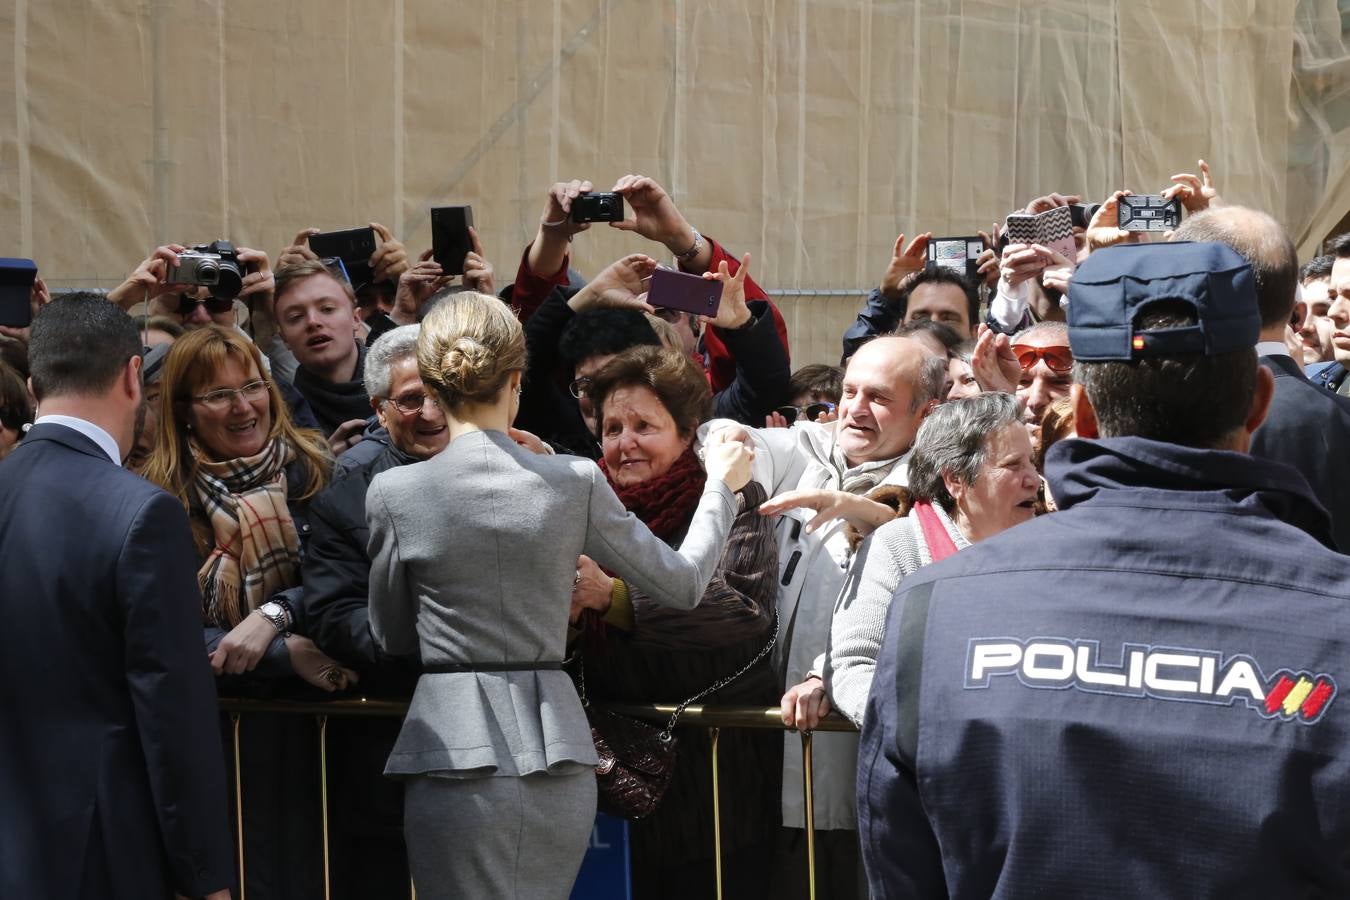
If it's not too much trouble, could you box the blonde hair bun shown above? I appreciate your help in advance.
[417,291,526,409]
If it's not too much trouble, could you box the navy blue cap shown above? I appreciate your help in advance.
[1066,241,1259,362]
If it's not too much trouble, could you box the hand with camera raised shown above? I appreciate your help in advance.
[370,222,410,284]
[462,226,495,295]
[526,178,593,279]
[0,275,51,342]
[108,244,189,310]
[975,225,1002,288]
[1085,190,1135,252]
[1024,192,1081,214]
[278,229,320,269]
[702,252,754,330]
[392,249,452,326]
[880,233,931,302]
[567,254,659,315]
[999,242,1053,289]
[1163,159,1221,215]
[235,247,274,303]
[611,174,711,270]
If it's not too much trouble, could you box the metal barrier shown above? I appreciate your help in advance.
[217,696,857,900]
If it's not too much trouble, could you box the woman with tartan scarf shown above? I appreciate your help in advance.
[574,344,783,900]
[142,325,358,899]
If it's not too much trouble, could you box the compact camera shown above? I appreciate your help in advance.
[168,240,246,300]
[570,192,626,223]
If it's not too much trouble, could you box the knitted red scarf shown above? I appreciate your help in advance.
[598,444,707,543]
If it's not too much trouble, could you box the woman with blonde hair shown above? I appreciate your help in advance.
[367,291,755,900]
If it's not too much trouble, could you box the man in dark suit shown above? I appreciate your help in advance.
[0,294,234,899]
[1174,207,1350,552]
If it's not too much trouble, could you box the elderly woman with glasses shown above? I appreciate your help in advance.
[781,392,1042,730]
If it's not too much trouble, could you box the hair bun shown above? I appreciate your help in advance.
[440,337,495,397]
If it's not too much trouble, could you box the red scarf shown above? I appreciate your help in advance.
[598,445,707,543]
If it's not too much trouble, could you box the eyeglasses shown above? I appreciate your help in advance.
[774,402,835,423]
[569,376,592,400]
[191,379,270,411]
[379,391,439,416]
[174,294,235,316]
[1011,344,1073,374]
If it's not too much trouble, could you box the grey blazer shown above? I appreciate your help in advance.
[366,429,737,778]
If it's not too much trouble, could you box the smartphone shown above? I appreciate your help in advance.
[309,226,377,288]
[1117,194,1181,232]
[926,236,985,281]
[1005,206,1076,263]
[431,206,474,276]
[648,266,723,318]
[570,192,626,224]
[0,258,38,329]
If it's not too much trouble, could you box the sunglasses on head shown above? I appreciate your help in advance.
[774,402,835,423]
[1011,343,1073,374]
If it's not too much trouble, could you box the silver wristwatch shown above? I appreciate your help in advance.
[674,228,704,263]
[255,601,290,636]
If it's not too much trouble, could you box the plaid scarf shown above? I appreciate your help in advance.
[191,436,301,628]
[802,432,902,495]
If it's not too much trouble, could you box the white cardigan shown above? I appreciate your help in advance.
[822,503,970,727]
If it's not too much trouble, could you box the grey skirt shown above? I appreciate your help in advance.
[403,769,597,900]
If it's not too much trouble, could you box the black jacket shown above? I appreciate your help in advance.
[302,443,420,694]
[1250,352,1350,552]
[0,424,235,899]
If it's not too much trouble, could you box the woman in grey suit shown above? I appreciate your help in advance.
[366,291,754,900]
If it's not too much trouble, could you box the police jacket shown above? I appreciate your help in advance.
[858,436,1350,900]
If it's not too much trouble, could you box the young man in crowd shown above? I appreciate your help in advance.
[1298,254,1335,367]
[1175,206,1350,553]
[702,334,947,899]
[860,241,1350,898]
[842,252,981,361]
[0,294,234,900]
[1312,233,1350,394]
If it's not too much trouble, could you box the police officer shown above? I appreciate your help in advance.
[858,241,1350,899]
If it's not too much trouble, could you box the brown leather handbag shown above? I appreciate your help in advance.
[572,611,778,820]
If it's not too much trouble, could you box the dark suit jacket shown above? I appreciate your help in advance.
[1251,353,1350,552]
[0,423,235,899]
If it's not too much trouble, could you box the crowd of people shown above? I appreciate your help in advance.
[2,161,1349,900]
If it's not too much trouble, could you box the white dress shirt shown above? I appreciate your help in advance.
[1255,340,1293,360]
[32,414,122,466]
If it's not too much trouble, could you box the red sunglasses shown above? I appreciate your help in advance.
[1011,343,1073,374]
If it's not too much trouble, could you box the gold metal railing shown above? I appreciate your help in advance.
[217,697,857,900]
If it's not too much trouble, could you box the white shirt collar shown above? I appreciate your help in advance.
[33,415,122,466]
[1255,341,1293,360]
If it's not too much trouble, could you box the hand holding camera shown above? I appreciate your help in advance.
[1085,190,1136,251]
[107,244,189,309]
[701,252,754,330]
[610,175,701,261]
[999,242,1054,289]
[279,228,321,269]
[369,222,410,284]
[392,249,453,325]
[462,226,495,295]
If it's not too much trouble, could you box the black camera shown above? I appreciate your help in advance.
[570,192,626,224]
[167,240,246,300]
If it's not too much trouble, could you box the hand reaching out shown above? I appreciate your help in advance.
[881,233,931,301]
[970,324,1021,395]
[758,488,897,536]
[393,250,452,325]
[568,254,659,314]
[1163,159,1220,214]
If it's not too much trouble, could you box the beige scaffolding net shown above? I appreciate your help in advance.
[1,0,1348,364]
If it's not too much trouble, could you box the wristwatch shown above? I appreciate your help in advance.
[255,601,290,636]
[674,228,704,264]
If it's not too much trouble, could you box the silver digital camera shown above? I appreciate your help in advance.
[167,240,246,299]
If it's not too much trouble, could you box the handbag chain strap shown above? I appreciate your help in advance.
[571,610,780,744]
